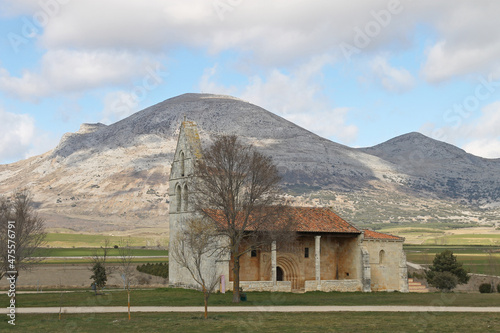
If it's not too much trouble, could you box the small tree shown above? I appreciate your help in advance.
[171,218,221,319]
[90,262,107,294]
[88,239,111,294]
[426,250,470,291]
[428,271,458,292]
[118,238,136,320]
[0,190,46,282]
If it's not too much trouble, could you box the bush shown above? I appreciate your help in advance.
[497,283,500,293]
[479,283,493,293]
[136,262,169,278]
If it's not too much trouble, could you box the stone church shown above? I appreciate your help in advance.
[169,120,409,293]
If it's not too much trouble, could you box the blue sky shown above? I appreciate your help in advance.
[1,0,500,164]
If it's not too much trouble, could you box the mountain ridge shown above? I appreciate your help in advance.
[0,93,498,230]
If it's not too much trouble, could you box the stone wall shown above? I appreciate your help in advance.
[305,279,362,292]
[234,234,361,290]
[363,239,408,292]
[227,280,291,292]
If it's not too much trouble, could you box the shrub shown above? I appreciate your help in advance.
[136,262,169,278]
[479,283,493,293]
[497,283,500,293]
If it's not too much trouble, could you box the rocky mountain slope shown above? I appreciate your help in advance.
[360,132,500,205]
[0,93,498,231]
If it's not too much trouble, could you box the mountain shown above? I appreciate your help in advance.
[0,93,498,231]
[359,132,500,204]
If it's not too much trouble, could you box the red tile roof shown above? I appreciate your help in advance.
[205,206,361,234]
[363,229,404,241]
[290,207,361,233]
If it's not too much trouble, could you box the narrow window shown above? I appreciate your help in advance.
[180,151,185,177]
[251,249,257,257]
[304,247,309,258]
[183,184,188,212]
[176,185,181,212]
[379,250,385,264]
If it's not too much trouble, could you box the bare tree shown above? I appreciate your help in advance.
[118,238,136,320]
[171,218,221,319]
[192,135,294,303]
[0,189,46,282]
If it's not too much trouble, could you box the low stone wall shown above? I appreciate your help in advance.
[227,281,291,292]
[305,279,362,292]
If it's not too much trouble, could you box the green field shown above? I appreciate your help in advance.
[3,312,499,333]
[377,226,500,246]
[3,288,499,308]
[34,248,168,257]
[37,257,168,265]
[44,233,153,248]
[405,245,500,275]
[423,233,500,246]
[30,247,168,264]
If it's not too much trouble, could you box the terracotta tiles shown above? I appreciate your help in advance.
[289,207,361,233]
[204,206,361,234]
[363,229,404,241]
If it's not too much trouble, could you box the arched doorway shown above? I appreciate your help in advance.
[277,267,284,281]
[276,255,302,290]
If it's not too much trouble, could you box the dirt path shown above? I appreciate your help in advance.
[2,305,499,314]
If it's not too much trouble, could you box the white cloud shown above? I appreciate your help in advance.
[0,50,156,100]
[463,139,500,159]
[100,91,140,125]
[199,64,236,96]
[370,55,415,93]
[0,108,35,162]
[201,55,358,143]
[0,0,42,16]
[35,0,419,66]
[465,101,500,138]
[0,107,58,163]
[6,1,500,81]
[420,2,500,82]
[422,101,500,159]
[461,101,500,158]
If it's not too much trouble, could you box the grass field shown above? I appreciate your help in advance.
[37,257,168,265]
[30,247,168,264]
[3,288,499,308]
[377,226,500,245]
[34,248,168,257]
[423,233,500,246]
[3,312,499,333]
[404,245,500,275]
[44,233,151,248]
